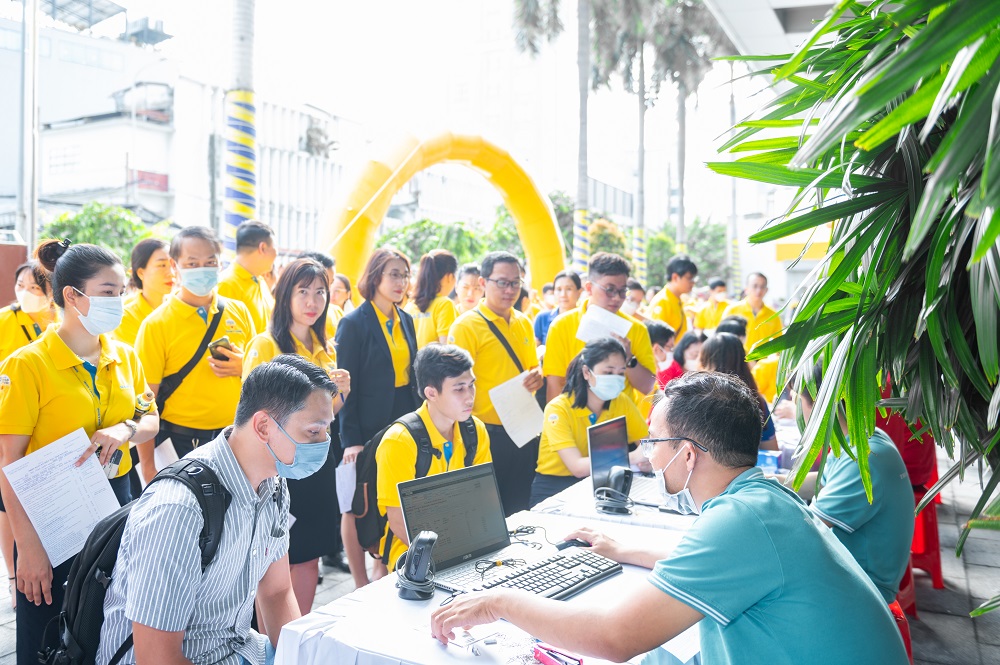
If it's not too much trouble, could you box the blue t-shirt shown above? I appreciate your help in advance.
[812,428,914,603]
[648,468,908,665]
[534,309,560,345]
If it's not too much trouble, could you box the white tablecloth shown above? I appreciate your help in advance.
[276,511,700,665]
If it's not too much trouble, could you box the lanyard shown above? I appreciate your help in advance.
[442,440,453,471]
[72,363,106,429]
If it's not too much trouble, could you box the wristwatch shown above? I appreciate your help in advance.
[124,419,139,440]
[626,355,638,369]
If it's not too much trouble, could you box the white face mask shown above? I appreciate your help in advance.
[620,300,639,316]
[16,290,49,313]
[588,370,626,401]
[73,288,124,336]
[684,359,700,372]
[656,446,700,515]
[179,267,219,297]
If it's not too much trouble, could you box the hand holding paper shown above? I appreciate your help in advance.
[576,305,633,344]
[489,370,545,448]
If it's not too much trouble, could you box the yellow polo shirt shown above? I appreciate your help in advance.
[648,288,688,338]
[536,393,648,476]
[324,304,345,358]
[541,300,656,407]
[136,295,256,429]
[373,304,411,388]
[723,300,784,354]
[752,354,779,403]
[0,306,50,362]
[375,402,492,569]
[112,292,157,348]
[413,294,459,349]
[243,329,338,380]
[0,329,156,477]
[218,261,274,337]
[448,302,539,426]
[694,300,729,331]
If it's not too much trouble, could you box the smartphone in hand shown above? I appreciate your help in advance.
[207,336,233,361]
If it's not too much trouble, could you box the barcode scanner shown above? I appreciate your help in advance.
[395,530,437,600]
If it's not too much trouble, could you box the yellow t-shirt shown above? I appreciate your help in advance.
[648,288,688,338]
[722,300,783,354]
[448,302,539,426]
[0,329,156,476]
[541,300,656,408]
[373,304,412,388]
[242,329,337,380]
[217,262,274,338]
[413,295,459,349]
[694,300,729,331]
[324,304,345,359]
[536,393,649,476]
[0,306,51,362]
[752,354,779,403]
[136,295,256,429]
[375,402,492,569]
[111,291,157,348]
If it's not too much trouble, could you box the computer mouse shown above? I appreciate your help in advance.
[555,538,591,550]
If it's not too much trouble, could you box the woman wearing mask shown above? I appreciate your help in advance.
[656,331,706,388]
[0,239,159,663]
[699,332,778,450]
[331,273,354,314]
[335,248,418,587]
[530,337,649,507]
[243,258,351,613]
[533,270,582,346]
[412,249,459,348]
[112,238,174,347]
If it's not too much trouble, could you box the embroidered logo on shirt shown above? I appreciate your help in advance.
[548,413,558,422]
[0,375,9,393]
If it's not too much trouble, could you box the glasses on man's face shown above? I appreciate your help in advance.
[486,278,523,292]
[639,436,708,460]
[384,271,411,283]
[595,283,629,299]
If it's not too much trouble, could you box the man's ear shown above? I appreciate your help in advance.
[583,280,593,296]
[423,386,439,403]
[252,411,272,442]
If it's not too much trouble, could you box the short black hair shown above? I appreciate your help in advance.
[553,269,582,290]
[458,263,481,280]
[170,226,221,260]
[300,251,335,271]
[708,277,726,290]
[480,251,522,279]
[415,344,474,399]
[627,278,644,292]
[645,320,675,347]
[564,337,627,408]
[654,372,760,468]
[129,238,169,289]
[236,354,337,427]
[673,331,707,366]
[236,220,275,252]
[666,255,698,281]
[541,283,554,295]
[746,272,768,285]
[13,260,50,299]
[36,239,120,308]
[716,315,748,338]
[588,252,631,279]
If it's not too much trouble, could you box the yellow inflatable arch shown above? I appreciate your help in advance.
[322,133,567,297]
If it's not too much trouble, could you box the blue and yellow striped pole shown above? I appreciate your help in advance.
[223,89,256,262]
[631,226,647,285]
[572,208,590,273]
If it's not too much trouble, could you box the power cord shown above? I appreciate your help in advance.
[475,558,526,581]
[594,487,634,515]
[508,525,557,549]
[394,552,436,597]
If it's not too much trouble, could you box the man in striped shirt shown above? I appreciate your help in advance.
[97,355,337,665]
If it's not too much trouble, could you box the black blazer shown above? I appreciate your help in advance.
[335,300,418,449]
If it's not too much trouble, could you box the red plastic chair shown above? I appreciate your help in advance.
[896,558,917,618]
[912,487,944,589]
[889,600,914,664]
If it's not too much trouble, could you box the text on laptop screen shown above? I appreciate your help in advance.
[397,463,510,571]
[588,416,629,482]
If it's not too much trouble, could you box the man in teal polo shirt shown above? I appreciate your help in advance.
[430,372,908,665]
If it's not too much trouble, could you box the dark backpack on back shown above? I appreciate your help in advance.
[40,459,232,665]
[352,411,478,564]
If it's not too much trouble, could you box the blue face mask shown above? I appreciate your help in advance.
[180,267,219,297]
[264,417,331,480]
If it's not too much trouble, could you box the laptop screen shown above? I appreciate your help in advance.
[588,416,629,490]
[397,463,511,572]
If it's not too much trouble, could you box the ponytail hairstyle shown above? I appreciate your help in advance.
[563,336,627,408]
[11,260,51,310]
[36,239,121,308]
[270,258,330,354]
[414,249,458,313]
[699,332,760,395]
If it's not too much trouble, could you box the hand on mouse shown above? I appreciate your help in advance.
[563,527,622,562]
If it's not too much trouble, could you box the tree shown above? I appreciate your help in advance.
[549,190,575,259]
[42,203,149,267]
[711,0,1000,615]
[684,216,727,282]
[376,218,485,266]
[587,216,629,259]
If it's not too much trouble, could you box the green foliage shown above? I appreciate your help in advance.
[682,217,727,283]
[713,0,1000,614]
[645,228,676,288]
[487,206,527,260]
[588,217,629,259]
[549,190,575,258]
[42,202,149,268]
[376,218,485,266]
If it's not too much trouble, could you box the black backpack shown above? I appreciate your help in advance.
[39,459,232,665]
[352,412,478,564]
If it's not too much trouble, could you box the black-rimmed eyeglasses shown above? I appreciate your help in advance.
[639,436,708,459]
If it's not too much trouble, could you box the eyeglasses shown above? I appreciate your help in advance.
[384,271,410,282]
[486,278,523,291]
[594,283,630,299]
[639,436,708,460]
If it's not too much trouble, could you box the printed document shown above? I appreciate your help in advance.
[576,305,633,343]
[335,461,357,513]
[3,428,120,566]
[489,370,544,448]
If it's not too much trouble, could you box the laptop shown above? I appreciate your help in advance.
[587,416,660,505]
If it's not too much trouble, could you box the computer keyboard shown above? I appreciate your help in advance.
[474,549,622,600]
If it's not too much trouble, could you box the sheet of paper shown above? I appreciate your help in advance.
[488,370,544,448]
[154,437,179,469]
[2,428,120,566]
[335,461,356,513]
[575,304,633,343]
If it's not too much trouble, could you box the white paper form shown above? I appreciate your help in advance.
[335,462,356,513]
[575,304,633,343]
[488,370,544,448]
[2,428,120,566]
